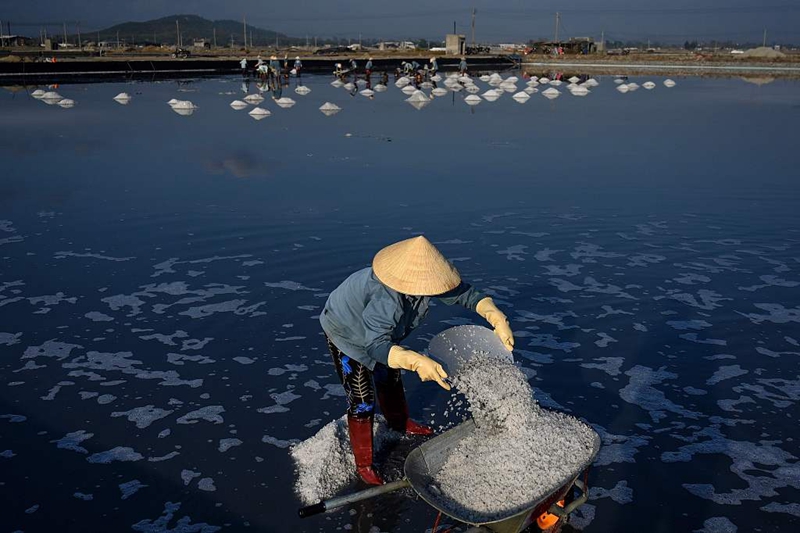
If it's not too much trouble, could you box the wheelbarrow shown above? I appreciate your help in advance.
[299,325,601,531]
[298,416,601,532]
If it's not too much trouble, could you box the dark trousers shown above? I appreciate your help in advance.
[326,336,403,419]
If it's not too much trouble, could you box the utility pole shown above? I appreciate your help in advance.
[314,36,317,48]
[275,32,278,50]
[243,17,247,49]
[359,33,362,48]
[471,8,476,46]
[175,20,179,47]
[116,30,120,49]
[763,28,767,47]
[213,27,216,48]
[63,22,68,46]
[77,21,81,49]
[554,12,560,43]
[601,30,605,51]
[453,21,456,35]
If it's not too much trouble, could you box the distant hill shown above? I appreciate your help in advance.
[88,14,300,47]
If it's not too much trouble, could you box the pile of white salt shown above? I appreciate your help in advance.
[431,353,598,522]
[290,415,401,505]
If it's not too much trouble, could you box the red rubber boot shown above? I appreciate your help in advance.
[376,381,434,436]
[346,415,384,485]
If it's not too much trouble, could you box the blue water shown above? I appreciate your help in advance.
[1,72,798,533]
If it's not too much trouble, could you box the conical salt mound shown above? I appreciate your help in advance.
[372,236,461,296]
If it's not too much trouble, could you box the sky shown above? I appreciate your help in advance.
[2,0,798,44]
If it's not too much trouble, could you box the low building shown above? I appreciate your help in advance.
[445,34,465,55]
[0,35,35,47]
[193,39,211,49]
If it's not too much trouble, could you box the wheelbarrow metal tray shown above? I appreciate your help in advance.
[404,416,601,532]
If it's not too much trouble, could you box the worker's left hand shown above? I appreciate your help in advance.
[476,297,515,352]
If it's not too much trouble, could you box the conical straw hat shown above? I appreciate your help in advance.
[372,236,461,296]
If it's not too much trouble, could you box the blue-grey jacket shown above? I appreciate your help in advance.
[320,267,484,369]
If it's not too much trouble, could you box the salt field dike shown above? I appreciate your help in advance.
[2,4,800,533]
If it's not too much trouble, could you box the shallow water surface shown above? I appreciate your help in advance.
[1,72,798,532]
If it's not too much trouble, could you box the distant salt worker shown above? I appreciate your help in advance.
[240,57,248,76]
[429,56,439,75]
[269,55,281,77]
[294,56,303,75]
[320,236,515,485]
[459,56,468,74]
[349,58,358,73]
[365,57,374,76]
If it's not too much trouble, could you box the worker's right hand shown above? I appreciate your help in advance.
[387,346,451,391]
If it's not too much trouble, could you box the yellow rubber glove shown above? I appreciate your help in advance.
[476,297,515,352]
[387,346,451,391]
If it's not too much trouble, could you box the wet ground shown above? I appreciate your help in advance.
[1,71,799,533]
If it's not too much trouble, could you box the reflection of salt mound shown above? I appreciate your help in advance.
[171,106,195,116]
[505,76,518,83]
[664,79,676,88]
[291,415,401,505]
[171,100,196,110]
[248,107,271,120]
[167,98,179,105]
[458,75,471,84]
[549,79,563,86]
[295,86,311,95]
[355,79,367,87]
[275,97,296,108]
[432,352,598,522]
[643,81,656,90]
[569,86,590,97]
[539,77,550,84]
[524,87,538,95]
[465,84,480,94]
[584,78,599,87]
[244,94,264,104]
[406,90,430,103]
[568,76,580,84]
[431,75,442,82]
[464,94,482,106]
[395,77,410,88]
[526,80,539,88]
[230,100,248,110]
[512,91,530,103]
[41,92,63,104]
[482,89,500,102]
[113,92,131,104]
[343,82,355,91]
[614,78,625,84]
[542,87,560,99]
[420,81,433,89]
[431,87,448,97]
[500,82,517,93]
[31,89,46,99]
[449,84,463,92]
[330,79,344,88]
[616,84,630,93]
[401,85,416,95]
[373,84,387,92]
[627,83,640,91]
[319,102,341,116]
[58,98,76,108]
[359,89,374,97]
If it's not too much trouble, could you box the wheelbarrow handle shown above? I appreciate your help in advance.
[298,479,411,518]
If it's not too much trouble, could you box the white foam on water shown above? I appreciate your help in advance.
[176,406,225,425]
[706,365,748,385]
[0,332,22,345]
[111,405,174,428]
[120,480,148,500]
[694,517,737,533]
[131,502,221,533]
[218,438,243,453]
[87,446,144,464]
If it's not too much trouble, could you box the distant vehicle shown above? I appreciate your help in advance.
[606,48,630,56]
[172,48,191,59]
[731,49,745,55]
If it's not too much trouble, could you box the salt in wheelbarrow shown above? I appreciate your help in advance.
[298,416,601,532]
